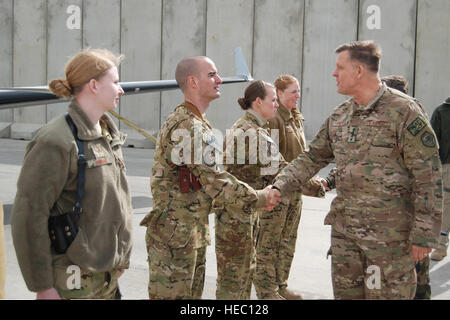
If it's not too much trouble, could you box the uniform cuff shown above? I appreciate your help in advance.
[255,190,267,208]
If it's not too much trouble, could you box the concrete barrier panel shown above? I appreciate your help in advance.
[0,123,11,138]
[0,0,13,123]
[302,0,358,139]
[13,0,47,127]
[0,0,448,146]
[83,0,121,127]
[206,0,254,134]
[47,0,82,121]
[359,0,416,92]
[83,0,121,52]
[120,0,162,148]
[160,0,206,124]
[253,0,304,83]
[415,0,450,116]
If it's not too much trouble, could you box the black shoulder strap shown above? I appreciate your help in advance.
[65,114,87,215]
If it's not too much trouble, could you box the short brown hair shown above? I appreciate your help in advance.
[381,75,409,94]
[335,40,382,73]
[237,80,274,110]
[175,56,209,92]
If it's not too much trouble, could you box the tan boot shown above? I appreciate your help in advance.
[431,249,447,261]
[278,287,303,300]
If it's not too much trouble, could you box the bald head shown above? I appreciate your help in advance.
[175,56,212,92]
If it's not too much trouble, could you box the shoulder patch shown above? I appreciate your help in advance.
[407,117,426,136]
[421,131,436,148]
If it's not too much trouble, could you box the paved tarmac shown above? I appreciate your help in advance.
[1,137,450,300]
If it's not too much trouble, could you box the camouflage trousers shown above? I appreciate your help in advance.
[331,229,416,299]
[53,255,122,299]
[145,232,206,299]
[436,163,450,250]
[254,191,302,298]
[215,208,258,300]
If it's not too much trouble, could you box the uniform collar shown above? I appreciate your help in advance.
[68,100,122,142]
[182,101,206,122]
[277,103,293,122]
[277,102,304,122]
[354,83,386,111]
[247,108,268,127]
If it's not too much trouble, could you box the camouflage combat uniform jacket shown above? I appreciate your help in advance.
[224,110,286,191]
[224,110,323,203]
[11,101,133,292]
[273,84,443,247]
[140,102,267,249]
[267,103,306,162]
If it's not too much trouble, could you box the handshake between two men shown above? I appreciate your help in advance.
[260,176,328,211]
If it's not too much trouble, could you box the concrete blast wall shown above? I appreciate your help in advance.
[0,0,448,145]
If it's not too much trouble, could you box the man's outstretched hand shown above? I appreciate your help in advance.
[262,185,282,210]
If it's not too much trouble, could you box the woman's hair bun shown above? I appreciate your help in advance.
[48,79,73,98]
[237,97,250,110]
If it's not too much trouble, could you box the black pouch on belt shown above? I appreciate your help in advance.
[48,211,80,254]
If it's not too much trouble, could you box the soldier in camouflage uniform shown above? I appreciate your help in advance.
[253,75,325,300]
[324,74,433,299]
[216,80,281,299]
[140,57,280,300]
[272,41,443,299]
[216,80,325,299]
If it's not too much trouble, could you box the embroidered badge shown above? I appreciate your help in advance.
[87,157,109,167]
[421,131,436,148]
[407,117,426,136]
[348,126,358,143]
[90,144,105,159]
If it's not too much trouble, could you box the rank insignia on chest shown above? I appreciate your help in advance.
[348,126,358,143]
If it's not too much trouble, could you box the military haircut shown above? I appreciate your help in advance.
[335,40,382,73]
[175,56,208,92]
